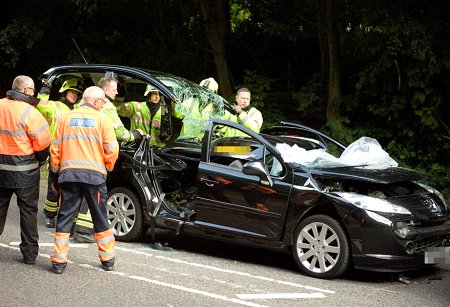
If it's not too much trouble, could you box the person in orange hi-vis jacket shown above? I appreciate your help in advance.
[0,75,51,265]
[49,86,119,274]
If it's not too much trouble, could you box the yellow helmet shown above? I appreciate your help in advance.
[59,79,83,94]
[199,77,218,93]
[144,84,159,96]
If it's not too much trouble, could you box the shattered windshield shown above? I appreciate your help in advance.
[151,72,228,140]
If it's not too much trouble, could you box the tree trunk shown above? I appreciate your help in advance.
[199,0,233,98]
[325,0,346,140]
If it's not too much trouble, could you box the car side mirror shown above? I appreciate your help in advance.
[242,161,273,187]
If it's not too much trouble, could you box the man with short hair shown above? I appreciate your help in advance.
[97,77,142,143]
[0,75,50,265]
[224,87,263,136]
[50,86,119,274]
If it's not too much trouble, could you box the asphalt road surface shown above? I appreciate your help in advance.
[0,176,449,306]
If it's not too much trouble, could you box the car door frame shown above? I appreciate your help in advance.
[38,64,178,103]
[194,118,294,243]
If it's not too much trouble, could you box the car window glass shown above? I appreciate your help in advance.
[154,74,226,141]
[264,149,283,177]
[209,123,284,176]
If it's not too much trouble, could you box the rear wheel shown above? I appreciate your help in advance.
[106,187,144,241]
[293,215,351,279]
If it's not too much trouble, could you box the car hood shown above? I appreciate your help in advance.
[301,166,447,221]
[304,166,424,184]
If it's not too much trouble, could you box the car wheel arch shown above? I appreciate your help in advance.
[286,199,343,247]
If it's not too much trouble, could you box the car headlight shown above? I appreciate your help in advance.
[335,192,412,215]
[415,182,448,210]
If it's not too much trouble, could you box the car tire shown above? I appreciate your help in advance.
[293,215,351,279]
[107,187,145,242]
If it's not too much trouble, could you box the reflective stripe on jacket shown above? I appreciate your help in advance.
[0,98,50,188]
[116,101,165,147]
[36,100,71,139]
[50,104,119,185]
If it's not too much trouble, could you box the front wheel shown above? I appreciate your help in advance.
[106,187,145,242]
[293,215,351,279]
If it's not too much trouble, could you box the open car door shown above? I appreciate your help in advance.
[194,119,292,242]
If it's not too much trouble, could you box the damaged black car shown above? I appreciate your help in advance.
[39,64,450,279]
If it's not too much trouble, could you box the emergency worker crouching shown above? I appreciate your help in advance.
[49,86,119,274]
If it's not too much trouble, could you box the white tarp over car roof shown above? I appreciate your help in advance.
[276,136,398,169]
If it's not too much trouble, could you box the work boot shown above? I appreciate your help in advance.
[45,216,55,228]
[52,262,66,274]
[102,264,115,271]
[73,232,96,243]
[23,258,36,265]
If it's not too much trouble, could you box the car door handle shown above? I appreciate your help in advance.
[200,178,219,187]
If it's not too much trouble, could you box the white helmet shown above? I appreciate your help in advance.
[199,77,218,93]
[144,84,159,96]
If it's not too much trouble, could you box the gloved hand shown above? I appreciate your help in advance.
[233,105,242,115]
[37,86,51,101]
[132,129,144,141]
[39,86,51,95]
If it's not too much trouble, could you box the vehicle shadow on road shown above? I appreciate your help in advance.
[143,229,298,271]
[143,229,449,284]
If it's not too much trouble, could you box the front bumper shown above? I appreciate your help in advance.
[346,211,450,272]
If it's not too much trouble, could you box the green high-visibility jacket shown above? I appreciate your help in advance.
[101,98,134,142]
[223,106,263,137]
[36,99,71,139]
[116,101,165,147]
[172,97,213,139]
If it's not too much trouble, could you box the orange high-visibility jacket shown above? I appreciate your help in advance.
[50,104,119,185]
[0,98,50,188]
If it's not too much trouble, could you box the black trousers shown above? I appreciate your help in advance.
[45,172,94,235]
[0,183,40,261]
[43,171,59,218]
[56,182,110,234]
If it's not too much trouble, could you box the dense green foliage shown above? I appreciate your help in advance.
[1,0,448,200]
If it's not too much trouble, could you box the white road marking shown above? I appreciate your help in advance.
[1,243,267,306]
[9,242,89,248]
[0,243,72,262]
[79,263,269,307]
[237,293,326,300]
[115,246,335,294]
[2,241,335,303]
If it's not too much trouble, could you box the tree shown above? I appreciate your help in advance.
[199,0,233,98]
[323,0,346,140]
